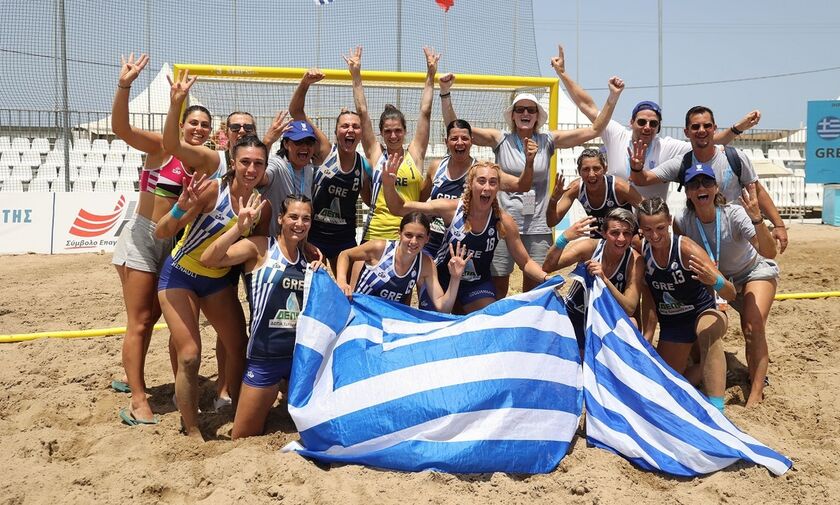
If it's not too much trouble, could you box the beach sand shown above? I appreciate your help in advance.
[1,222,838,504]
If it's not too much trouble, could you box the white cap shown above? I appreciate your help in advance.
[503,93,548,130]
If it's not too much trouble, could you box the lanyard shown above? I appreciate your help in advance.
[291,166,306,195]
[695,206,721,266]
[512,134,536,163]
[692,151,733,192]
[626,139,654,178]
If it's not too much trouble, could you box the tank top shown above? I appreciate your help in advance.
[424,155,470,256]
[565,239,632,315]
[577,175,632,238]
[310,144,364,245]
[355,240,422,302]
[643,234,715,327]
[139,156,193,198]
[170,181,256,278]
[244,238,306,360]
[434,199,499,286]
[363,151,422,241]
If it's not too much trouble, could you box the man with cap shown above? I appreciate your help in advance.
[629,105,788,252]
[551,45,761,202]
[260,119,322,237]
[440,71,625,297]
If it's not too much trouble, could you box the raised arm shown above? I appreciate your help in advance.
[200,193,266,269]
[420,159,440,201]
[420,244,471,313]
[614,176,643,208]
[550,44,599,122]
[542,216,598,271]
[112,53,165,158]
[740,183,777,259]
[551,76,624,149]
[162,69,220,174]
[344,46,382,164]
[628,139,666,186]
[713,110,761,145]
[500,137,536,192]
[407,47,440,165]
[546,177,577,229]
[381,154,457,221]
[154,175,214,239]
[289,69,332,162]
[438,73,502,147]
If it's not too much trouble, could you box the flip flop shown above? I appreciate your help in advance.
[111,380,131,393]
[119,407,160,426]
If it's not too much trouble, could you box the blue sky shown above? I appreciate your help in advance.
[531,0,840,130]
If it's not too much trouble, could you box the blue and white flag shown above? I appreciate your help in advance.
[313,0,334,5]
[287,269,582,474]
[581,271,792,476]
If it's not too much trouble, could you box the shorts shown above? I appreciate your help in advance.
[308,236,357,259]
[418,278,496,311]
[490,233,552,277]
[111,214,173,273]
[242,358,293,388]
[730,257,780,313]
[157,256,239,298]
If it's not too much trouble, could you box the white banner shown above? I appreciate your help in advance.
[0,193,55,254]
[51,192,139,254]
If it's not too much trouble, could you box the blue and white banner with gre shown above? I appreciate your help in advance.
[286,269,791,476]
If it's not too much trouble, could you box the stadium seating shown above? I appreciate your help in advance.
[72,180,94,192]
[123,152,143,169]
[0,166,10,181]
[0,137,10,152]
[10,137,30,153]
[118,166,139,181]
[20,151,41,168]
[85,152,105,167]
[115,180,136,193]
[34,165,57,182]
[99,164,120,182]
[10,165,33,182]
[30,137,50,154]
[110,139,128,153]
[90,139,110,154]
[73,138,91,153]
[1,179,24,192]
[28,179,51,192]
[94,180,114,192]
[788,149,803,161]
[104,152,123,166]
[51,178,68,192]
[76,164,99,182]
[1,152,21,169]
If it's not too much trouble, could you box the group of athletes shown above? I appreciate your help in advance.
[109,44,786,439]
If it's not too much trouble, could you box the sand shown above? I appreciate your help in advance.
[1,222,838,505]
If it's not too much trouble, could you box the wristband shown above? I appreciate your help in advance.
[118,84,131,90]
[730,125,743,135]
[751,218,764,225]
[631,167,643,173]
[439,92,451,98]
[170,203,186,219]
[554,233,569,249]
[713,275,725,292]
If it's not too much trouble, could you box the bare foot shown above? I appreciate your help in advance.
[129,392,155,421]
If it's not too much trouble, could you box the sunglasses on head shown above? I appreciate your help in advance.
[689,122,714,131]
[635,118,660,128]
[513,106,538,114]
[229,123,256,133]
[685,176,717,190]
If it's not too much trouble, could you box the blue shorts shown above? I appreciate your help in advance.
[658,320,699,344]
[418,278,496,311]
[157,256,238,298]
[242,358,293,388]
[308,236,357,259]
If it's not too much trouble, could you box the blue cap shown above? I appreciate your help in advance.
[683,163,717,185]
[631,100,662,120]
[284,120,317,141]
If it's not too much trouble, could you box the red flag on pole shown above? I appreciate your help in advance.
[435,0,454,12]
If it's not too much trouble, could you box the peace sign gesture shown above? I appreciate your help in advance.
[118,53,149,88]
[422,46,441,76]
[166,68,197,106]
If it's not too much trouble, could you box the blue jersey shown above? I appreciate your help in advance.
[244,238,306,361]
[434,199,500,287]
[578,175,632,238]
[310,144,365,246]
[355,240,422,302]
[643,234,715,327]
[565,239,632,315]
[424,155,470,256]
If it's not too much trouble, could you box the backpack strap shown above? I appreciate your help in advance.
[677,146,743,192]
[676,151,694,192]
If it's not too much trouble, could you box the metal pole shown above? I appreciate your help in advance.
[658,0,663,107]
[396,0,402,109]
[58,0,71,190]
[145,0,151,131]
[575,0,580,127]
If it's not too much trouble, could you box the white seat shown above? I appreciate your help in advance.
[99,164,120,182]
[110,139,128,153]
[85,152,105,167]
[0,166,10,181]
[0,136,10,152]
[115,180,137,193]
[90,139,110,154]
[30,138,50,154]
[76,164,99,182]
[34,165,57,181]
[73,138,91,153]
[94,180,114,193]
[105,152,123,166]
[69,151,85,169]
[752,148,766,160]
[742,149,754,160]
[788,149,803,161]
[44,149,64,167]
[1,179,24,192]
[20,151,41,168]
[28,179,51,192]
[10,165,33,182]
[10,137,30,153]
[572,146,584,158]
[805,183,823,208]
[0,152,21,168]
[123,152,143,169]
[119,166,139,181]
[72,180,94,192]
[776,148,791,161]
[51,178,68,192]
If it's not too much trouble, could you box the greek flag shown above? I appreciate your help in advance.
[581,270,792,476]
[287,269,582,474]
[313,0,334,5]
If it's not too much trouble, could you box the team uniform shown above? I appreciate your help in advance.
[424,155,470,257]
[419,200,499,310]
[578,175,632,238]
[355,240,422,302]
[309,144,367,258]
[565,239,632,347]
[363,152,422,241]
[158,181,253,297]
[241,238,307,388]
[643,235,716,344]
[112,156,193,273]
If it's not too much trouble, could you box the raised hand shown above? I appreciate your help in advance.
[447,241,473,279]
[687,254,718,285]
[263,110,292,146]
[739,183,762,222]
[422,46,441,76]
[166,68,197,105]
[176,173,211,214]
[550,172,566,200]
[627,139,648,172]
[524,137,538,163]
[342,46,363,75]
[736,110,761,131]
[383,153,403,185]
[550,44,566,75]
[118,53,149,88]
[608,76,625,96]
[439,72,455,95]
[565,216,598,241]
[236,192,266,234]
[303,68,325,85]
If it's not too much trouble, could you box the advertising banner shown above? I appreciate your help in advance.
[806,100,840,183]
[51,192,139,254]
[0,193,55,254]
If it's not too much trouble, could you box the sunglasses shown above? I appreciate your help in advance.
[513,106,538,114]
[689,122,714,131]
[290,137,317,146]
[229,123,256,133]
[684,177,717,190]
[635,118,659,128]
